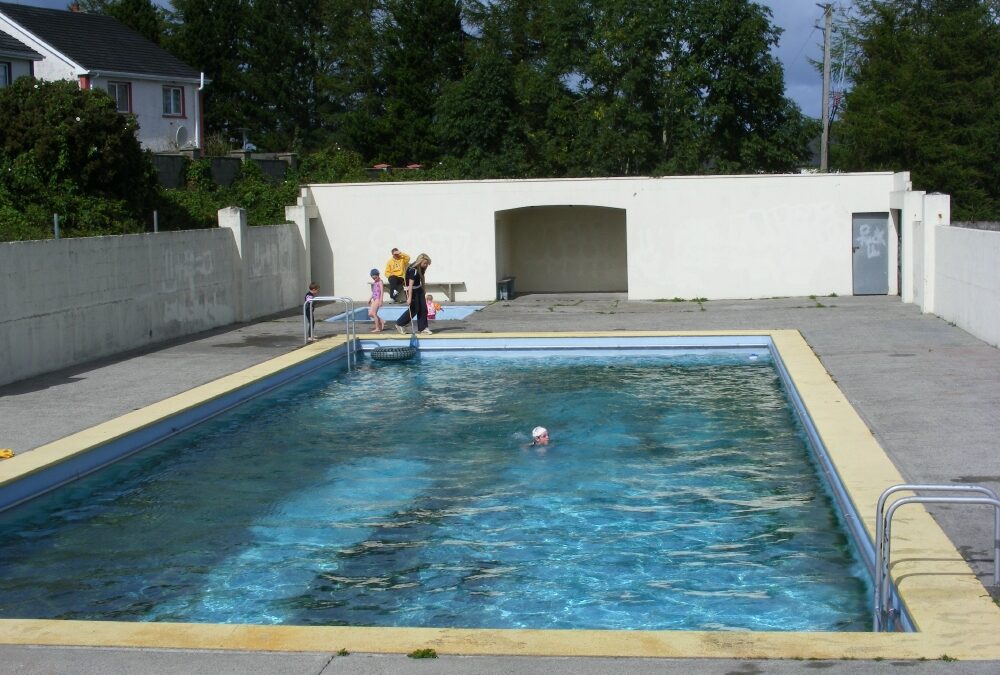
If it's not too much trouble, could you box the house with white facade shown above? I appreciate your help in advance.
[0,2,203,152]
[0,27,41,85]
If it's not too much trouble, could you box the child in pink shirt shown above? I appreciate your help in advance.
[426,294,442,320]
[368,269,386,332]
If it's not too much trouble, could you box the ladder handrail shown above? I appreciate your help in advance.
[303,295,357,370]
[874,484,1000,631]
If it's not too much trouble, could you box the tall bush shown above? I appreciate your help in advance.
[0,78,158,240]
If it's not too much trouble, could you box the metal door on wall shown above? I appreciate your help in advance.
[852,212,889,295]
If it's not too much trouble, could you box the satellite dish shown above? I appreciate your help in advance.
[175,125,189,147]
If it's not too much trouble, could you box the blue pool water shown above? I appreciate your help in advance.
[328,305,484,322]
[0,350,869,630]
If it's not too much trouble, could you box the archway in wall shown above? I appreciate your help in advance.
[494,205,627,293]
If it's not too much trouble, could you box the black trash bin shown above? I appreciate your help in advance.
[497,276,515,300]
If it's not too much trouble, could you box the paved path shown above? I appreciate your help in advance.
[2,295,998,674]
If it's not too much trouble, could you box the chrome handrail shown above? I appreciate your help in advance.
[303,295,357,370]
[874,484,1000,631]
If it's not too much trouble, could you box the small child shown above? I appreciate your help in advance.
[426,293,442,321]
[368,268,386,333]
[304,282,319,342]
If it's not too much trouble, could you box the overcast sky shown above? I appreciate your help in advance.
[15,0,842,119]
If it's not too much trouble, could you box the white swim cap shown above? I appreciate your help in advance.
[532,426,547,438]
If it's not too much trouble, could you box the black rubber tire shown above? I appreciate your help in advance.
[371,346,417,361]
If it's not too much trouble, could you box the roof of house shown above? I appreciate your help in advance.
[0,27,41,59]
[0,2,199,80]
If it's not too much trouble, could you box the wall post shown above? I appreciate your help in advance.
[286,202,311,294]
[218,206,248,322]
[920,193,951,315]
[289,187,319,291]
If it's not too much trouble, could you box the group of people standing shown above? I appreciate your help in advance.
[368,247,435,335]
[302,246,436,341]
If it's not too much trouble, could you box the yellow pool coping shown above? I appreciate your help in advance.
[2,330,999,660]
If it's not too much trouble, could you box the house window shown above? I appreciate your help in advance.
[162,86,184,116]
[0,62,11,88]
[107,81,131,112]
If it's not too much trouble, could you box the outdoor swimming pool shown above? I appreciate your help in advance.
[0,344,869,631]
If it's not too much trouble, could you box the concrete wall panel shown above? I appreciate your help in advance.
[0,223,302,387]
[934,226,1000,347]
[246,224,306,315]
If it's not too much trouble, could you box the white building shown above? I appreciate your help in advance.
[0,27,41,85]
[298,171,929,303]
[0,2,203,152]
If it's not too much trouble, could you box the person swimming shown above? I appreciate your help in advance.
[531,426,549,446]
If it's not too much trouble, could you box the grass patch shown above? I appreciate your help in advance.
[408,648,438,659]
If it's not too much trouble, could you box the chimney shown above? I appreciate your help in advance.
[70,2,81,12]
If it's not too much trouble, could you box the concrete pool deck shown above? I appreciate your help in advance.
[2,295,999,674]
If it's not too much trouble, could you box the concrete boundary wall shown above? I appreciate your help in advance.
[0,210,305,387]
[897,192,1000,347]
[931,226,1000,347]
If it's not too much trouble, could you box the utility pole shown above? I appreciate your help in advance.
[819,3,833,172]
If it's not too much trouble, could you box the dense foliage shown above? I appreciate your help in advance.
[0,79,158,240]
[78,0,165,44]
[832,0,1000,219]
[138,0,815,176]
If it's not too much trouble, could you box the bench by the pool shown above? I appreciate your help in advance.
[425,281,465,302]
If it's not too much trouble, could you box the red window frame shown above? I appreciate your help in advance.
[107,81,131,113]
[162,85,185,117]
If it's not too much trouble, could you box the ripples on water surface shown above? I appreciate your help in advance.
[0,351,869,630]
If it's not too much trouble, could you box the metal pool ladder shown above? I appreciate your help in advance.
[874,483,1000,631]
[303,295,357,370]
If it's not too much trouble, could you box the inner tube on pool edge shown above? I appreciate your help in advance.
[371,345,417,361]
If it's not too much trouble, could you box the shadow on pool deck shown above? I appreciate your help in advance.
[1,294,999,674]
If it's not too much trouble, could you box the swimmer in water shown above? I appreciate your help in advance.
[530,426,549,446]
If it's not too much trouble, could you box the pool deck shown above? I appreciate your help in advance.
[2,295,999,674]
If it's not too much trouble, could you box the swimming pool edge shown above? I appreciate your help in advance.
[1,329,998,661]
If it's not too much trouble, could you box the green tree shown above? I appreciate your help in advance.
[298,146,368,182]
[240,0,324,151]
[77,0,165,43]
[377,0,466,164]
[573,0,675,175]
[834,0,1000,219]
[317,0,389,158]
[567,0,812,176]
[435,45,524,176]
[681,0,815,174]
[0,79,157,240]
[165,0,249,142]
[457,0,588,176]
